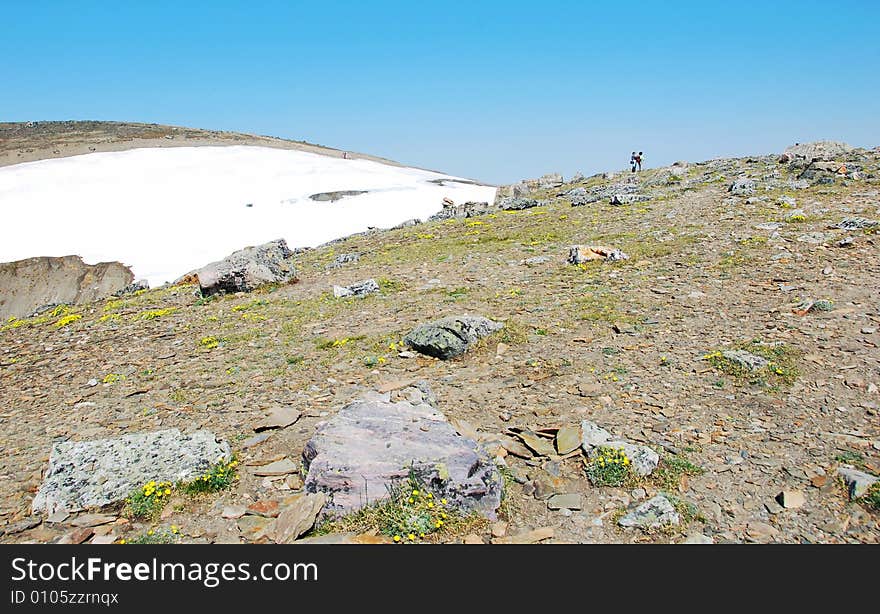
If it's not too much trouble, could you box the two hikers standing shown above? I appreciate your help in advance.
[630,151,643,173]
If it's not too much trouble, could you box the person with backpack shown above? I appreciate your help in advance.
[630,152,637,173]
[636,151,643,171]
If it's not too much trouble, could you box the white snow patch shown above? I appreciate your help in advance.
[0,146,496,286]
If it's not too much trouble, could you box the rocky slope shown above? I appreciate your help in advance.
[1,141,878,544]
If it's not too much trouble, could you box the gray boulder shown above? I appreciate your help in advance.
[404,315,503,359]
[429,201,492,221]
[303,384,503,519]
[720,349,768,371]
[837,467,878,500]
[0,255,134,320]
[784,141,854,162]
[192,239,296,296]
[728,179,757,196]
[327,253,359,269]
[581,420,659,476]
[32,429,231,515]
[502,197,541,211]
[618,495,680,529]
[333,278,379,298]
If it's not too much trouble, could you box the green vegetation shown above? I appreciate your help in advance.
[180,457,239,495]
[316,472,487,543]
[704,340,800,387]
[650,455,704,492]
[584,447,635,487]
[124,480,173,520]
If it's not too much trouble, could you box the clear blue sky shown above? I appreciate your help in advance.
[2,0,878,184]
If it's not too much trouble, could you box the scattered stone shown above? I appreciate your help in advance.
[547,494,582,511]
[221,505,247,520]
[58,527,94,545]
[776,490,806,509]
[327,253,360,268]
[797,232,826,244]
[728,179,756,196]
[33,429,231,514]
[252,458,299,477]
[491,526,554,544]
[746,522,779,541]
[555,425,581,455]
[463,534,485,545]
[191,239,296,296]
[618,495,680,530]
[302,385,503,518]
[292,531,391,545]
[285,474,304,490]
[333,278,379,298]
[271,493,327,543]
[516,431,557,457]
[253,407,301,432]
[764,499,784,515]
[784,141,854,161]
[240,433,271,450]
[237,515,274,542]
[490,521,508,538]
[833,217,878,231]
[2,516,41,535]
[568,245,629,264]
[581,421,659,476]
[609,193,650,206]
[682,532,713,544]
[89,534,118,545]
[837,467,879,500]
[46,510,69,524]
[404,315,503,360]
[246,500,280,518]
[70,514,116,528]
[502,198,540,211]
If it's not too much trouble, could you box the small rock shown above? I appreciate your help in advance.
[221,505,247,520]
[70,514,116,528]
[491,527,554,544]
[490,521,508,538]
[58,527,94,545]
[555,425,581,455]
[776,490,805,509]
[253,407,301,432]
[271,493,327,543]
[463,534,484,544]
[46,510,69,524]
[240,433,271,450]
[237,515,275,542]
[332,279,379,299]
[547,494,582,511]
[682,532,713,544]
[246,500,281,518]
[252,458,299,477]
[618,495,680,530]
[285,474,304,490]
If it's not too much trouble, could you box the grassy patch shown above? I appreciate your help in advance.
[315,472,488,543]
[124,480,173,520]
[860,483,880,511]
[180,457,239,495]
[649,455,704,492]
[584,447,636,487]
[704,340,800,387]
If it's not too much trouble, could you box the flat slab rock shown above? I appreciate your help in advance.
[32,429,231,515]
[404,315,503,359]
[303,383,502,519]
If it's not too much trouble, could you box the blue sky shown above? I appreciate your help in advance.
[2,0,878,184]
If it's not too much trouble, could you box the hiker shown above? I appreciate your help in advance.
[636,151,643,172]
[630,152,637,173]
